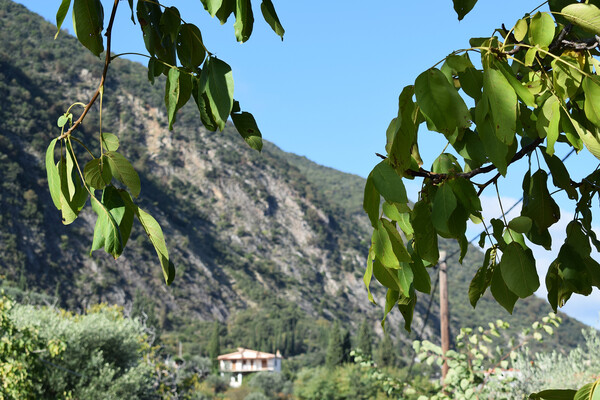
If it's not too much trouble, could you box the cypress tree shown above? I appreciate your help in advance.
[341,328,352,363]
[209,321,221,373]
[357,318,373,358]
[378,332,397,367]
[325,320,343,368]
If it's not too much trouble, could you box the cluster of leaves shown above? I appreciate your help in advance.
[363,0,600,329]
[49,0,284,283]
[411,313,561,400]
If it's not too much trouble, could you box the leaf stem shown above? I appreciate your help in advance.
[70,137,96,159]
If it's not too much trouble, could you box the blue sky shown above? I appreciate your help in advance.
[14,1,600,328]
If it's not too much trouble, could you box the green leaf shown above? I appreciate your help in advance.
[200,0,224,17]
[177,24,206,69]
[382,201,402,222]
[192,78,218,131]
[431,183,457,235]
[261,0,285,39]
[373,219,412,269]
[90,191,124,259]
[552,56,583,101]
[147,58,162,84]
[499,242,539,298]
[475,99,509,175]
[537,96,561,155]
[491,264,518,314]
[381,289,399,329]
[101,132,119,152]
[529,12,555,48]
[469,248,493,307]
[363,173,380,228]
[562,3,600,35]
[541,150,578,200]
[514,18,528,42]
[574,381,600,400]
[45,139,62,210]
[452,128,487,170]
[372,222,398,269]
[234,0,254,42]
[55,0,72,39]
[410,247,431,294]
[372,258,401,292]
[448,177,482,217]
[83,157,112,190]
[57,114,70,128]
[508,216,532,233]
[411,200,439,264]
[397,213,414,237]
[160,7,181,42]
[397,263,414,297]
[58,148,89,225]
[137,2,176,65]
[91,186,134,257]
[493,60,535,108]
[72,0,104,57]
[381,219,411,260]
[231,111,263,151]
[397,290,416,332]
[364,249,377,304]
[415,68,471,137]
[458,67,483,101]
[583,77,600,129]
[216,0,235,24]
[127,0,134,22]
[483,67,518,145]
[119,192,176,285]
[432,153,462,174]
[165,68,193,130]
[566,114,600,159]
[65,143,76,200]
[522,170,560,233]
[104,152,141,197]
[200,58,235,131]
[529,389,577,399]
[387,86,419,172]
[452,0,478,20]
[371,161,408,205]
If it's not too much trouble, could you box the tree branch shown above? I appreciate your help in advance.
[402,137,544,187]
[57,0,120,140]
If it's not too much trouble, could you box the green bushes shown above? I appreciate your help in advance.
[1,296,156,399]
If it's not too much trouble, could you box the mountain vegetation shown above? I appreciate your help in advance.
[0,1,597,398]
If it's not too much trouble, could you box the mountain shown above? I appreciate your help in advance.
[0,0,587,363]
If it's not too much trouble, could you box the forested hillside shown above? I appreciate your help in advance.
[0,0,587,368]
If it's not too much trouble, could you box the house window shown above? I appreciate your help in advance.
[262,360,267,368]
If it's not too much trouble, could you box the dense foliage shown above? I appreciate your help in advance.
[363,0,600,333]
[0,295,156,399]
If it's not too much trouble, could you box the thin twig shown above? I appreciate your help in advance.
[404,138,544,188]
[57,0,120,140]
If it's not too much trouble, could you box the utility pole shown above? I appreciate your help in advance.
[439,251,449,382]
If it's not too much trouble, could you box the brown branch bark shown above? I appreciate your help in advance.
[58,0,120,140]
[402,137,543,189]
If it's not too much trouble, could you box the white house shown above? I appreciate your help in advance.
[217,347,283,388]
